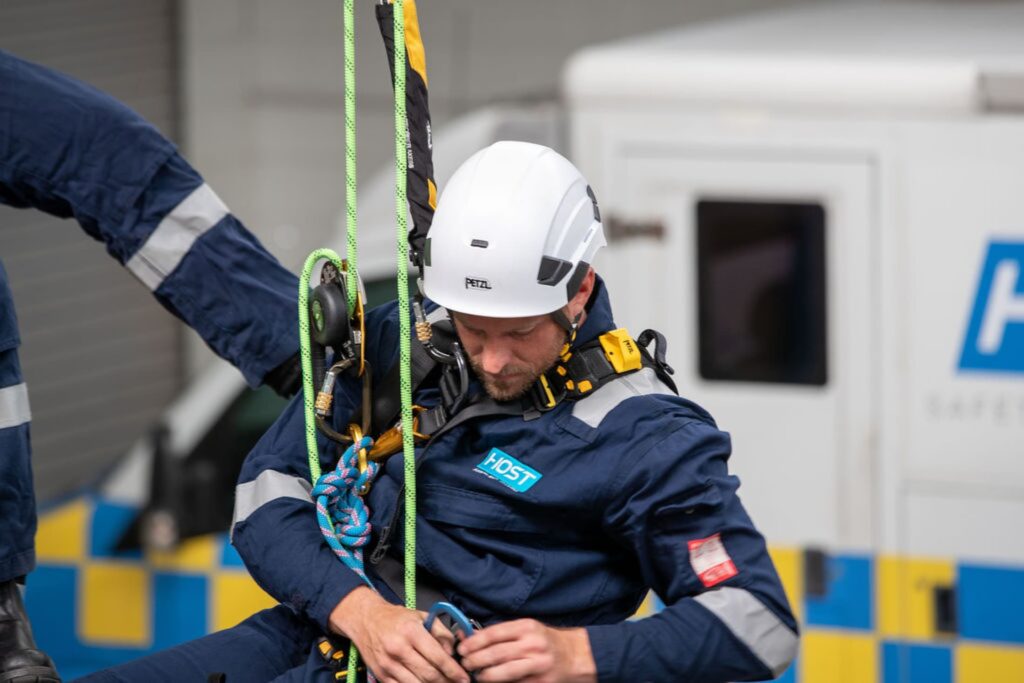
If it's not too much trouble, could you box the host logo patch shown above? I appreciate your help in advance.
[475,448,542,493]
[960,241,1024,374]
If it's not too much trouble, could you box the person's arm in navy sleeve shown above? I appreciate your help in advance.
[230,392,367,626]
[230,301,470,682]
[585,417,799,682]
[0,49,300,393]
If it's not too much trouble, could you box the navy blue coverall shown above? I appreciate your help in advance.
[0,51,300,585]
[85,279,799,682]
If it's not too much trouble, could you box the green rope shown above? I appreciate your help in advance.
[344,0,358,311]
[392,0,417,614]
[297,3,415,679]
[342,4,361,680]
[299,249,346,484]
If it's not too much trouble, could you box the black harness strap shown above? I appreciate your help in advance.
[636,328,678,395]
[370,335,439,436]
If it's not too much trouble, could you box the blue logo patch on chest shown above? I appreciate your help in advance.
[475,448,542,493]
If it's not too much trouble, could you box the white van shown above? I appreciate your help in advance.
[568,3,1024,681]
[29,4,1024,681]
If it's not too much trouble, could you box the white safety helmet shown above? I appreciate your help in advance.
[422,141,606,320]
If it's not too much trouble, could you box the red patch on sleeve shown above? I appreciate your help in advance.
[688,533,738,588]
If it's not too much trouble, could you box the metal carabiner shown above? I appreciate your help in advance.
[424,601,477,639]
[347,424,372,495]
[424,602,480,681]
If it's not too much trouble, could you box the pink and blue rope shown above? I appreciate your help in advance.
[312,435,379,584]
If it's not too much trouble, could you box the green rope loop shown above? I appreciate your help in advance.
[299,248,347,484]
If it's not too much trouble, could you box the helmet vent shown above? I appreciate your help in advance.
[587,185,601,222]
[470,239,489,248]
[537,256,572,286]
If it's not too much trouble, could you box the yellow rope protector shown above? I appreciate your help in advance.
[599,328,643,373]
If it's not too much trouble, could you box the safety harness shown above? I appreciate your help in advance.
[364,312,678,454]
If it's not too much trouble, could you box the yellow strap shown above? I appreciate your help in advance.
[403,0,429,88]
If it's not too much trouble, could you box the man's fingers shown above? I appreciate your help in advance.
[474,657,544,683]
[381,641,446,683]
[409,623,470,683]
[372,620,452,683]
[427,618,457,655]
[460,619,536,655]
[460,640,528,673]
[377,664,420,683]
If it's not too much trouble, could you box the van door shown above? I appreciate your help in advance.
[595,152,877,682]
[597,152,876,553]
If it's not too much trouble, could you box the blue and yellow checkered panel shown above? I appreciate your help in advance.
[26,496,1024,680]
[28,497,276,680]
[770,549,1024,682]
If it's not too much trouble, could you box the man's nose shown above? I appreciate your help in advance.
[479,341,513,375]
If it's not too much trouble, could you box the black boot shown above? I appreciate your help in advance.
[0,579,60,683]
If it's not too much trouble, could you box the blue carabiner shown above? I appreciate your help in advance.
[423,601,476,638]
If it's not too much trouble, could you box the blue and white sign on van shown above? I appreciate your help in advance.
[476,448,543,492]
[960,241,1024,374]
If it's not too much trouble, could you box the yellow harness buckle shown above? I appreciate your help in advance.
[599,328,642,374]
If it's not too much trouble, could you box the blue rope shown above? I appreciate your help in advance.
[312,435,379,585]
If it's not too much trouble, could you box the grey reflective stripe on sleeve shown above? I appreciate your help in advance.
[571,367,675,428]
[694,587,799,677]
[0,383,31,430]
[126,183,229,290]
[232,469,313,534]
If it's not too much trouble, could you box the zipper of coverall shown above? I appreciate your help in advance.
[369,395,524,564]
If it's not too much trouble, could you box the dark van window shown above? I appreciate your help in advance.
[696,200,827,385]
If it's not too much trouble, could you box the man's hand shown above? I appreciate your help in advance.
[329,586,470,683]
[458,619,597,683]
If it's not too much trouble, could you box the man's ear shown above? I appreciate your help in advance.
[568,267,596,319]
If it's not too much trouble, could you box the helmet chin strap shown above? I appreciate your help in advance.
[551,307,581,334]
[551,307,582,360]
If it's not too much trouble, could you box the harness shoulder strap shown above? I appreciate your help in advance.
[530,327,677,412]
[371,335,439,436]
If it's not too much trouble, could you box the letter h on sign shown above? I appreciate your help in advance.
[960,241,1024,374]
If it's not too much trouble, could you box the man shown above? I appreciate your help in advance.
[0,51,302,682]
[87,142,798,682]
[88,141,794,679]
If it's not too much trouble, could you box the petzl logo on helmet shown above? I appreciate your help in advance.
[465,276,492,290]
[960,241,1024,374]
[475,448,542,493]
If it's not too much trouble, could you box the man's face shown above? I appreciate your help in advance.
[451,312,567,401]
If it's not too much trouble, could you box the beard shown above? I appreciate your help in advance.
[468,333,567,401]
